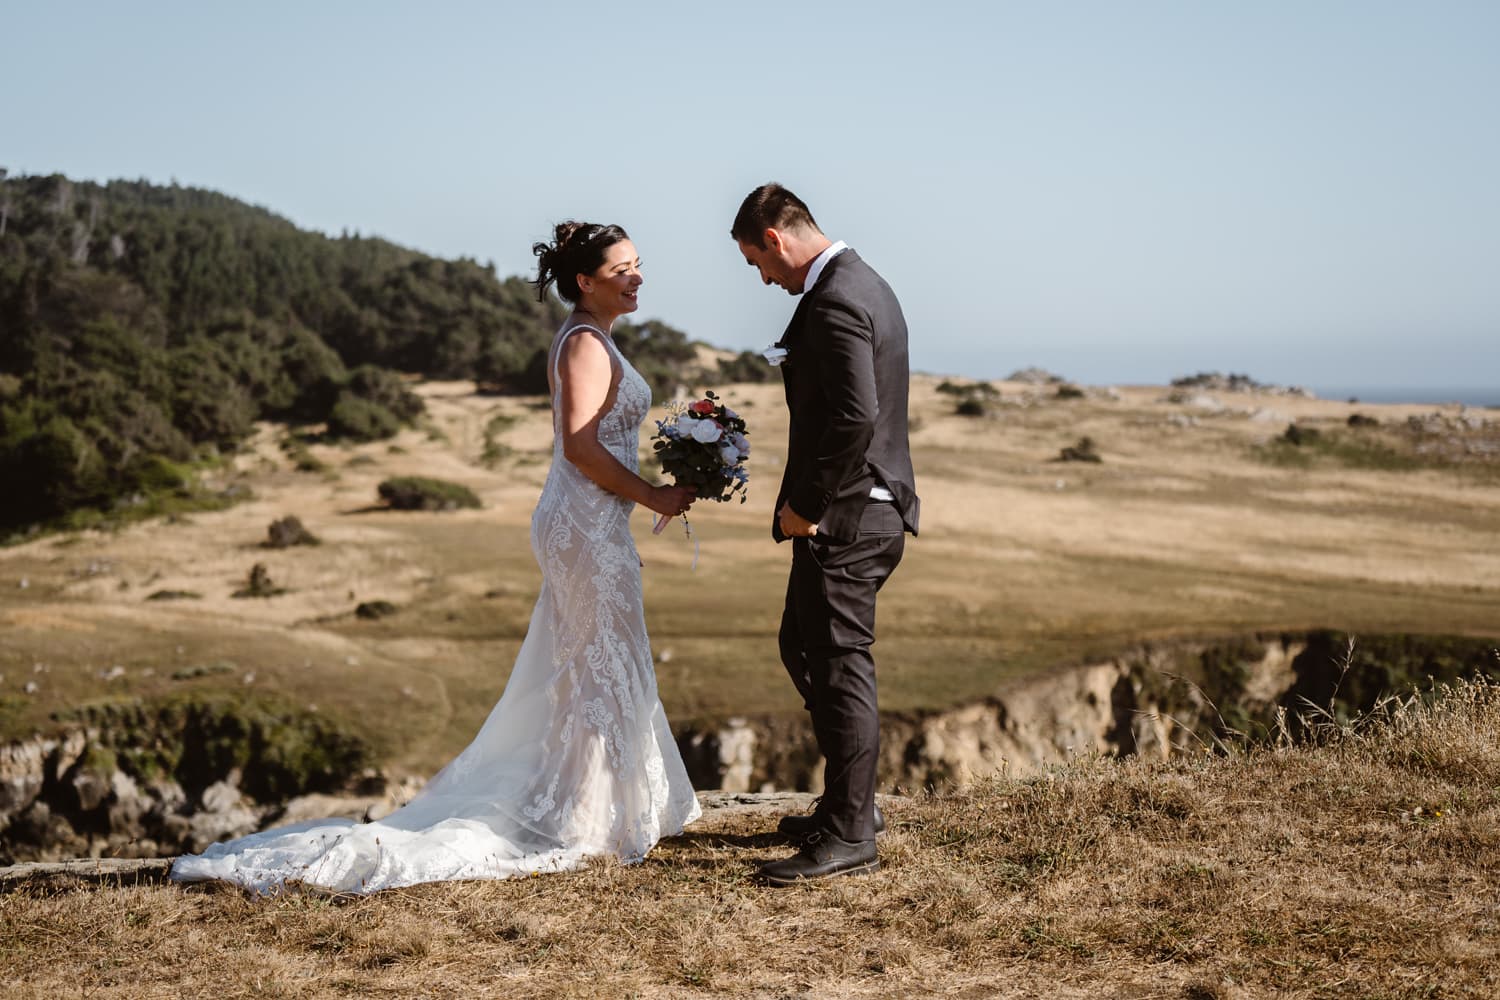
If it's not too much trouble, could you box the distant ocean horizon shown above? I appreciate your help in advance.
[1304,385,1499,408]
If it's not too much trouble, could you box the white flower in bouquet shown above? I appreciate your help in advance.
[690,420,723,444]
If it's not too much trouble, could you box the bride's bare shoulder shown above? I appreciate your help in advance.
[550,325,620,405]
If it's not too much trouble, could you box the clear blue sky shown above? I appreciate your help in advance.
[6,1,1497,393]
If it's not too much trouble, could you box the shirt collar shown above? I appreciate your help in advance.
[801,240,847,295]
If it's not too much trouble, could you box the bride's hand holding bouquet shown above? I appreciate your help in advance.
[645,481,698,521]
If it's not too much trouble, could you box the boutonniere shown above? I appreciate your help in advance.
[761,345,789,367]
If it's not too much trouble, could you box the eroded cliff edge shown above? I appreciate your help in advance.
[3,630,1496,862]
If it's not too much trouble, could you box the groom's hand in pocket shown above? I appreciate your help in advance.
[778,502,818,537]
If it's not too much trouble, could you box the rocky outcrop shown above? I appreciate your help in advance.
[682,631,1497,793]
[0,696,372,864]
[0,734,264,862]
[5,631,1495,861]
[0,738,414,864]
[681,646,1220,794]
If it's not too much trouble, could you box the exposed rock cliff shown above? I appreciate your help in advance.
[677,631,1498,792]
[1,695,372,863]
[679,641,1228,794]
[4,631,1495,862]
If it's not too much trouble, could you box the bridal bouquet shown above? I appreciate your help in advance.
[650,391,749,536]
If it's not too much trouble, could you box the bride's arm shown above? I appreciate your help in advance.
[556,332,695,518]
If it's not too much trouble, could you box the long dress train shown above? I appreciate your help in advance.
[170,324,701,893]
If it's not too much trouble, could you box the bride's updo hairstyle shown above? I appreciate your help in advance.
[532,221,630,304]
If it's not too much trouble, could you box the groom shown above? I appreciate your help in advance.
[731,183,920,885]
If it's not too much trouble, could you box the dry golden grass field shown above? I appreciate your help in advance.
[1,376,1495,772]
[4,680,1498,998]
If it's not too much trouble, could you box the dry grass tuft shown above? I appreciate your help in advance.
[6,681,1499,998]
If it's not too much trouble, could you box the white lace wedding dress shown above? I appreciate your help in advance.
[171,324,701,893]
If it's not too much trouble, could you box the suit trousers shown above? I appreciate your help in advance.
[778,500,906,843]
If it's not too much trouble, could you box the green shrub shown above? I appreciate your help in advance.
[124,453,191,493]
[326,395,401,442]
[344,365,424,423]
[0,413,110,527]
[377,476,481,510]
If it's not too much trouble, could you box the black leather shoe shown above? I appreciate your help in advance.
[755,830,878,886]
[777,801,886,841]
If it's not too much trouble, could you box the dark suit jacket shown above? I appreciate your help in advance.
[773,249,920,543]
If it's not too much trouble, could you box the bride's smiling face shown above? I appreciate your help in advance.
[579,239,642,315]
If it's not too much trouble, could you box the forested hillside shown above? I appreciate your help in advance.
[0,172,737,536]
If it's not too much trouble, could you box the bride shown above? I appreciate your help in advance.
[171,222,703,893]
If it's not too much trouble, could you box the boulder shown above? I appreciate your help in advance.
[106,771,148,840]
[185,774,263,852]
[0,738,50,826]
[70,768,111,814]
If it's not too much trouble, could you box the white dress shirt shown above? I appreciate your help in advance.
[801,240,847,295]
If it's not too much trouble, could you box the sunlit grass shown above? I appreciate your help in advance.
[5,680,1498,998]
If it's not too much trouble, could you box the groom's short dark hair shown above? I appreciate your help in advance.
[732,183,822,249]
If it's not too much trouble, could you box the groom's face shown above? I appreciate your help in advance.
[737,233,801,295]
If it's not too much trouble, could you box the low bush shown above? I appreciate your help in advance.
[264,516,319,548]
[231,563,287,598]
[326,395,401,442]
[377,476,481,511]
[1058,437,1102,462]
